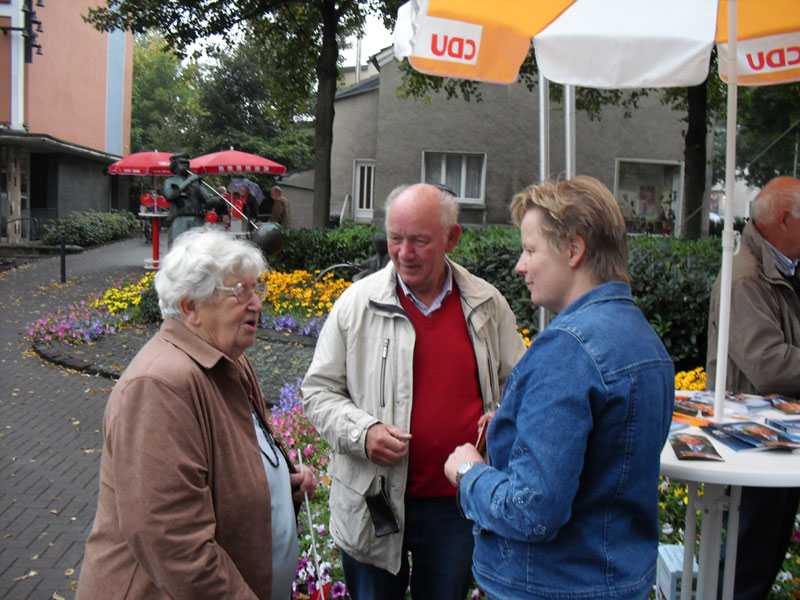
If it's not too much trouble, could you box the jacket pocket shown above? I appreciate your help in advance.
[329,455,380,551]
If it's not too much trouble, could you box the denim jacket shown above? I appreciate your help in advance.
[459,282,674,599]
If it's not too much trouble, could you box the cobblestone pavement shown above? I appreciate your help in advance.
[0,238,155,600]
[0,237,315,599]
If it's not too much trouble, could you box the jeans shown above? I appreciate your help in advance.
[341,496,474,600]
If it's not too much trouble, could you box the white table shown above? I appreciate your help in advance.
[661,402,800,600]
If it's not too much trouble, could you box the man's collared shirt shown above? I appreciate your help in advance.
[764,238,798,276]
[396,262,453,317]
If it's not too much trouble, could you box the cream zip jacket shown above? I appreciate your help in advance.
[302,259,526,574]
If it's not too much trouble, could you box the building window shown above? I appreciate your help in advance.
[422,151,486,206]
[614,158,684,236]
[353,160,375,222]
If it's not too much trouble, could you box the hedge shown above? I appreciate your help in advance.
[41,210,139,247]
[275,223,723,371]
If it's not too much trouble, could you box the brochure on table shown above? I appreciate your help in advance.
[669,390,800,461]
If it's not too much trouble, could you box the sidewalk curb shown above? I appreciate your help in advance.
[31,340,123,379]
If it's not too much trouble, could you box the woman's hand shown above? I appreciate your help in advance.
[290,465,317,502]
[444,443,485,487]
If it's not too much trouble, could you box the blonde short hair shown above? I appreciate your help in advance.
[510,176,630,283]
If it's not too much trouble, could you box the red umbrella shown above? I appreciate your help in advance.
[190,148,287,175]
[108,151,174,176]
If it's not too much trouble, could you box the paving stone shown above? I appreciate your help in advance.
[0,237,318,598]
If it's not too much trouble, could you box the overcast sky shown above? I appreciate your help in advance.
[341,14,394,66]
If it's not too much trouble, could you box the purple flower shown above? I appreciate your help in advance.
[331,582,347,598]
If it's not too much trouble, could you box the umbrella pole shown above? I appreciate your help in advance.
[199,179,260,230]
[713,0,739,424]
[564,84,576,180]
[538,72,551,334]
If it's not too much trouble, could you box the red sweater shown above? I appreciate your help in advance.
[399,287,484,498]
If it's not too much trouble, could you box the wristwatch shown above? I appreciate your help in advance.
[455,461,477,487]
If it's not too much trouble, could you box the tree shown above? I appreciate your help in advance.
[660,53,727,239]
[86,0,381,227]
[195,32,314,172]
[130,32,204,154]
[732,82,800,187]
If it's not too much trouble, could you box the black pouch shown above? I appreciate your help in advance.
[364,476,400,537]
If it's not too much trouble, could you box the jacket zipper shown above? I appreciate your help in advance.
[485,338,498,407]
[380,337,389,407]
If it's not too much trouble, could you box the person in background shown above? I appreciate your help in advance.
[217,185,232,227]
[445,176,674,599]
[241,185,258,231]
[269,186,291,228]
[706,175,800,600]
[76,228,316,600]
[230,190,246,234]
[302,183,525,600]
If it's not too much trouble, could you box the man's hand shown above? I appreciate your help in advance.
[366,423,412,467]
[290,465,317,503]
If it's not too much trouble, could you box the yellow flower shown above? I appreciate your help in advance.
[675,367,706,391]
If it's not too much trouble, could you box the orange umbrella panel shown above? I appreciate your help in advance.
[716,0,800,85]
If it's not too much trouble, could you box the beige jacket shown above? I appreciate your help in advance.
[302,259,526,574]
[77,319,273,599]
[707,221,800,396]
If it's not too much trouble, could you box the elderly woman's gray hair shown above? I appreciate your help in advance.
[155,229,267,319]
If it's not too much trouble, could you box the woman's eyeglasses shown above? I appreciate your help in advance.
[218,282,267,303]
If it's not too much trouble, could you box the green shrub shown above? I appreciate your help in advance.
[42,210,139,246]
[628,236,721,371]
[133,285,162,324]
[270,221,379,273]
[272,222,724,370]
[450,226,538,332]
[709,216,747,237]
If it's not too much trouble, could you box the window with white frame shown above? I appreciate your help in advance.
[614,158,684,237]
[422,151,486,206]
[353,160,375,222]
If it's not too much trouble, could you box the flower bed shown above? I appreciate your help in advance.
[27,272,800,598]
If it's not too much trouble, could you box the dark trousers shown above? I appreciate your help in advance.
[722,486,800,600]
[341,496,475,600]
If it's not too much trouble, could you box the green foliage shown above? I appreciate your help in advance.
[450,227,538,333]
[195,31,314,172]
[628,236,721,371]
[131,33,204,154]
[133,285,163,324]
[277,223,726,370]
[41,210,139,247]
[84,0,384,227]
[269,221,379,273]
[708,216,747,237]
[732,81,800,188]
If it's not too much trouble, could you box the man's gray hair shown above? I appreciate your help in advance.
[155,228,266,319]
[751,179,800,224]
[384,183,460,231]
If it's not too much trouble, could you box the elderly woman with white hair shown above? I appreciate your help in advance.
[77,228,315,600]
